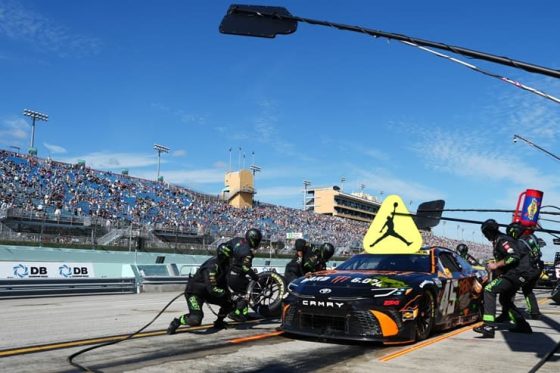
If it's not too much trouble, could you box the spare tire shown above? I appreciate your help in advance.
[247,271,287,317]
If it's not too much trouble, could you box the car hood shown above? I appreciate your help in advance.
[289,269,432,298]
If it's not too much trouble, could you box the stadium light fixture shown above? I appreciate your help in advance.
[219,4,560,79]
[512,134,560,163]
[153,144,170,180]
[23,109,48,151]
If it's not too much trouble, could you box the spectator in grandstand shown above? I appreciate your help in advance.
[167,244,234,334]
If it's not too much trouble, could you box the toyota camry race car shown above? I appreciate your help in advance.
[281,247,487,343]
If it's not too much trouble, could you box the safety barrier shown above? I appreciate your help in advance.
[0,278,137,298]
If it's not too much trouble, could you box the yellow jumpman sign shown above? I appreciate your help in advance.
[363,194,423,254]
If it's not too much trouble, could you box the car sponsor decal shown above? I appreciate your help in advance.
[301,300,345,308]
[363,194,423,254]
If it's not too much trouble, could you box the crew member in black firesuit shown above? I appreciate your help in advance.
[167,244,234,334]
[284,238,311,284]
[225,228,262,322]
[456,243,480,267]
[473,219,533,338]
[496,222,544,321]
[315,242,335,271]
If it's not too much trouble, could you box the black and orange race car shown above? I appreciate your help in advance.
[281,247,487,343]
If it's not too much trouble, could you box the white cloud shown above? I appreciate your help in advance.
[0,118,29,146]
[172,149,187,157]
[43,142,66,154]
[61,152,158,169]
[0,0,101,56]
[154,169,225,184]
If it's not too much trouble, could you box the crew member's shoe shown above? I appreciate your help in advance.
[213,318,229,330]
[473,324,495,338]
[167,318,181,335]
[509,322,533,333]
[495,313,509,323]
[228,311,247,322]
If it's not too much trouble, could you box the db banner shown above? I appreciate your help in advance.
[0,262,95,279]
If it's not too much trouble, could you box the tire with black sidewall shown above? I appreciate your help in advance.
[415,291,435,341]
[248,271,287,317]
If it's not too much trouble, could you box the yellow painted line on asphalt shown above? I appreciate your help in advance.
[0,319,263,358]
[538,297,551,305]
[379,322,483,363]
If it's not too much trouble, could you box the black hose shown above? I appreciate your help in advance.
[67,292,184,372]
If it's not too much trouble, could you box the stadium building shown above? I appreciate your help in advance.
[305,186,381,223]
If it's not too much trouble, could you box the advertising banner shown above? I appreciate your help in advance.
[0,262,95,279]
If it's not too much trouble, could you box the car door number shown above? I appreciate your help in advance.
[439,279,458,316]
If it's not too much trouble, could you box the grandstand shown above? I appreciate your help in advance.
[0,149,492,260]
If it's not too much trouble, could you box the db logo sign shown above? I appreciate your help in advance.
[12,264,47,278]
[58,264,89,278]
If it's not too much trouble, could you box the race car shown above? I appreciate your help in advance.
[281,246,487,343]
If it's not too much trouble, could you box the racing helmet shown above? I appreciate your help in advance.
[506,222,525,239]
[456,243,469,257]
[245,228,262,249]
[216,243,232,264]
[294,238,307,252]
[481,219,500,241]
[319,243,335,261]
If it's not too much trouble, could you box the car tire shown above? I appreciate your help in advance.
[415,291,435,341]
[247,271,287,317]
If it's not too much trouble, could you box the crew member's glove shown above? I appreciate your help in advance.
[250,270,259,282]
[211,286,226,297]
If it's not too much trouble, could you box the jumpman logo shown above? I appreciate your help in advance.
[369,202,412,247]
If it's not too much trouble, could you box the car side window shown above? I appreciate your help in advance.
[439,252,462,273]
[455,254,474,274]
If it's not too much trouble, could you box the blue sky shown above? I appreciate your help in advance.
[1,1,560,259]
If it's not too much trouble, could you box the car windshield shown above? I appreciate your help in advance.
[336,254,431,273]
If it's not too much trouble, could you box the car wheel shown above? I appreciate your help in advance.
[415,291,435,341]
[247,271,287,317]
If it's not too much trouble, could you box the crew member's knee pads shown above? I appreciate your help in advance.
[187,312,203,326]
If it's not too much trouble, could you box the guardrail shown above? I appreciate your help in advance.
[0,278,137,298]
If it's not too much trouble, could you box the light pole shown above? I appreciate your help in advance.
[513,134,560,162]
[23,109,48,153]
[340,177,346,191]
[153,144,170,180]
[303,180,311,210]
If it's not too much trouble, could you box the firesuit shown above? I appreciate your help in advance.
[225,228,262,322]
[473,219,533,338]
[498,223,544,320]
[167,245,233,334]
[284,238,311,284]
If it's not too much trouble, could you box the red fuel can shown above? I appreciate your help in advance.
[513,189,543,227]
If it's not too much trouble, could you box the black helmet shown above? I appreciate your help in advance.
[217,244,232,263]
[481,219,500,241]
[319,243,335,261]
[245,228,262,249]
[294,238,307,252]
[506,222,524,239]
[456,243,468,256]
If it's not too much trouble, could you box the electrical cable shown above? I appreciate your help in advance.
[67,292,184,372]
